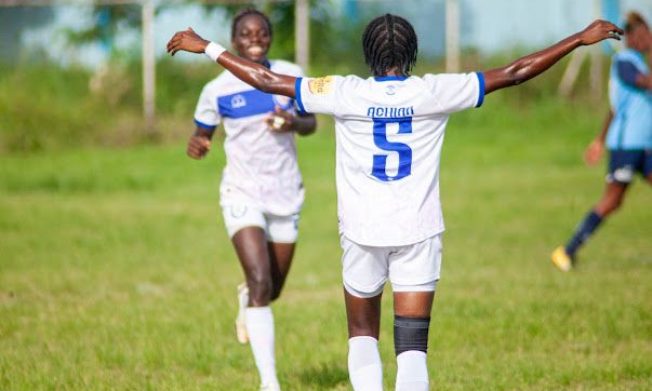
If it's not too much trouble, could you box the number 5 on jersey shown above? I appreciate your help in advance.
[371,117,413,181]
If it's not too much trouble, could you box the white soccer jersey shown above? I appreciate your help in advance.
[194,60,306,216]
[296,73,484,246]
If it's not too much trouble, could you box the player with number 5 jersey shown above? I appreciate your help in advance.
[168,13,623,391]
[296,72,482,246]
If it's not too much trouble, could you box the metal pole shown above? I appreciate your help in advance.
[142,0,155,129]
[445,0,460,72]
[295,0,309,71]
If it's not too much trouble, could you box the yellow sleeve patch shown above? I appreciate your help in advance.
[308,76,334,96]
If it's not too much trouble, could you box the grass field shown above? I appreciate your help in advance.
[1,93,650,390]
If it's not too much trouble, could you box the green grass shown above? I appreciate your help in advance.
[1,94,651,390]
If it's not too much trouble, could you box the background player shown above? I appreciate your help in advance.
[552,12,652,271]
[186,8,316,391]
[168,13,621,391]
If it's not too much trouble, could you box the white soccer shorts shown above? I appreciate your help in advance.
[340,234,442,298]
[221,204,299,243]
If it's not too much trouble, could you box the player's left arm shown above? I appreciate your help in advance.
[167,28,296,98]
[482,20,623,94]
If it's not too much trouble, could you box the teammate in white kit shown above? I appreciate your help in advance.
[186,9,316,391]
[169,13,622,391]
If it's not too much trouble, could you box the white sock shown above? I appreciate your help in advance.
[246,307,279,388]
[396,350,428,391]
[348,336,383,391]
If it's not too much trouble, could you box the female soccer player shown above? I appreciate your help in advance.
[168,14,621,391]
[186,9,316,391]
[552,12,652,271]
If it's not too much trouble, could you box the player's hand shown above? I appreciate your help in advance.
[265,106,295,133]
[187,135,211,159]
[578,20,623,46]
[584,139,604,166]
[167,27,210,56]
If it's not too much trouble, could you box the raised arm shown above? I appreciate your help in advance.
[167,28,297,98]
[484,20,623,94]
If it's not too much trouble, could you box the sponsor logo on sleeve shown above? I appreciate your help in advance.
[308,76,334,96]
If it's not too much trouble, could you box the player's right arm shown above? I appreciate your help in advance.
[167,28,296,98]
[483,20,623,94]
[187,127,213,160]
[188,79,221,160]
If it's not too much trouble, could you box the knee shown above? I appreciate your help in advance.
[247,271,273,305]
[348,316,378,337]
[349,324,376,338]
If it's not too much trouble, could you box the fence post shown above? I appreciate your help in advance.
[445,0,460,72]
[142,0,155,129]
[295,0,310,71]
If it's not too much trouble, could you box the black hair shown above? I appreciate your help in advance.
[231,8,273,39]
[362,14,418,77]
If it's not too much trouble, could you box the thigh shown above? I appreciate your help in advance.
[388,235,442,292]
[268,241,296,296]
[232,226,271,280]
[341,236,390,298]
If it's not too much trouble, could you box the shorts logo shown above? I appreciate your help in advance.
[230,205,247,218]
[292,214,300,230]
[612,166,634,183]
[231,94,247,109]
[308,76,334,96]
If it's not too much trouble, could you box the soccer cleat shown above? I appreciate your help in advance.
[235,283,249,344]
[551,246,573,272]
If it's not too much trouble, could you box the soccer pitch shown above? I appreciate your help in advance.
[1,95,650,390]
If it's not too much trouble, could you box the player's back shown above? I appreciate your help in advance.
[296,72,484,246]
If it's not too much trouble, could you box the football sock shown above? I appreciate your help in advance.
[348,336,383,391]
[565,210,603,257]
[396,351,429,391]
[246,306,279,388]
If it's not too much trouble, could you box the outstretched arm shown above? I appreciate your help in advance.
[167,28,297,98]
[484,20,623,94]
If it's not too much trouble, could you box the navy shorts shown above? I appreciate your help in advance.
[607,150,652,184]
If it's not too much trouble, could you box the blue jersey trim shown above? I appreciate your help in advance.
[194,119,216,131]
[295,77,306,114]
[217,89,276,119]
[475,72,486,108]
[374,75,408,82]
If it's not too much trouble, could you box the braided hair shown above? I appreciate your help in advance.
[231,8,273,39]
[362,14,418,77]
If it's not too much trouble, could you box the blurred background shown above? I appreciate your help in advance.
[1,0,651,152]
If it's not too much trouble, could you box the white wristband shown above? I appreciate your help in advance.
[204,41,226,62]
